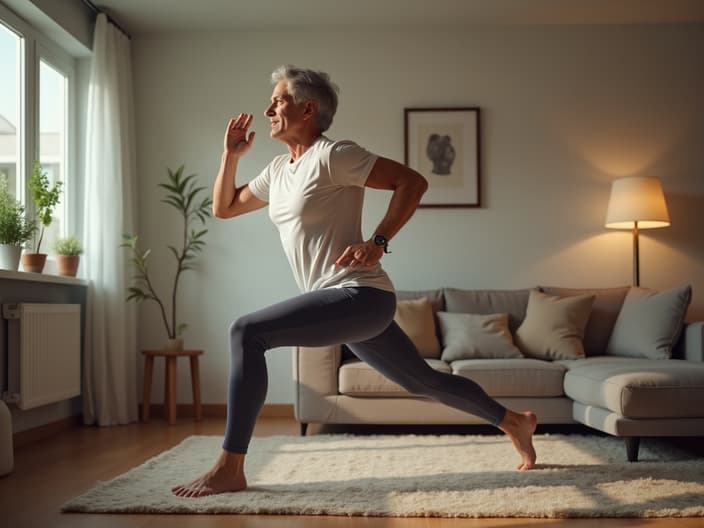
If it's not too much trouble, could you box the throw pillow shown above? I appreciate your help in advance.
[514,289,595,360]
[539,286,630,356]
[605,284,692,359]
[394,297,441,359]
[437,312,522,361]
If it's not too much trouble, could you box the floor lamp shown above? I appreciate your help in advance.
[605,176,670,287]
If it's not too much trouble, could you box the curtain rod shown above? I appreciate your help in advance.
[82,0,132,40]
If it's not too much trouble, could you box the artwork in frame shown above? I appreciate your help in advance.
[404,107,481,208]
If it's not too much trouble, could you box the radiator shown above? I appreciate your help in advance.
[3,303,81,410]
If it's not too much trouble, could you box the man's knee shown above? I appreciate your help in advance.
[229,316,265,353]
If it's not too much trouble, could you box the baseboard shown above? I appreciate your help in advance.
[147,403,294,419]
[13,415,83,448]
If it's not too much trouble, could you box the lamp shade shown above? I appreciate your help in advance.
[605,176,670,229]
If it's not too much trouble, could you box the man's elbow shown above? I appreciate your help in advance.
[212,205,235,219]
[417,174,429,194]
[212,205,225,218]
[411,172,428,197]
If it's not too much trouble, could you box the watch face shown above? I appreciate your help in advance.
[374,235,387,246]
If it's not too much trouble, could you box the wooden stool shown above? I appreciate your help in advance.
[141,349,203,425]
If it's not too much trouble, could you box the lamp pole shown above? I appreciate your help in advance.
[633,221,640,287]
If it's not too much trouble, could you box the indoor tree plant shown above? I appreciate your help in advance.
[0,176,36,271]
[23,162,63,273]
[52,235,83,277]
[121,165,212,350]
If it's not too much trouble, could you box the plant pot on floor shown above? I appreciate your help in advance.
[56,255,80,277]
[21,253,47,273]
[0,244,23,271]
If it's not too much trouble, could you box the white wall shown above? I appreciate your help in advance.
[132,24,704,406]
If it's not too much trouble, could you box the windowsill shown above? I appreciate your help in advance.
[0,269,88,286]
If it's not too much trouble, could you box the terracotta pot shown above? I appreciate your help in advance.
[56,255,80,277]
[21,253,47,273]
[164,338,183,351]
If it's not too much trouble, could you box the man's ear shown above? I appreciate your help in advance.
[302,100,317,121]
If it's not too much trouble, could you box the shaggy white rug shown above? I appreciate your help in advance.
[63,434,704,518]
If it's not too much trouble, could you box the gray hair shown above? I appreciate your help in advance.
[271,65,339,133]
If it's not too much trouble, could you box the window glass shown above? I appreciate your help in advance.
[0,22,22,199]
[39,58,68,249]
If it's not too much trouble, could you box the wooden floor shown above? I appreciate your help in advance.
[1,416,702,528]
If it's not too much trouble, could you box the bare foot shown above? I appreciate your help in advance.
[172,450,247,498]
[498,410,537,470]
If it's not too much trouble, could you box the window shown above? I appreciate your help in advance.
[0,5,76,253]
[39,57,69,252]
[0,21,22,200]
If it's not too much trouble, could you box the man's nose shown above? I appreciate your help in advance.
[264,104,275,116]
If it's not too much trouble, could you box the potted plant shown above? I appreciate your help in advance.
[53,235,83,277]
[22,162,63,273]
[0,176,36,271]
[121,165,212,350]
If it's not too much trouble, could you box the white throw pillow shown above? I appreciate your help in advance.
[437,312,522,361]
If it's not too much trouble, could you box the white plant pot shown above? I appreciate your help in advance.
[0,244,23,271]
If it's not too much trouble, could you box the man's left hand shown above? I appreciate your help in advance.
[335,241,384,268]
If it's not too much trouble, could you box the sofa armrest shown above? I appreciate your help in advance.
[293,345,342,419]
[683,322,704,362]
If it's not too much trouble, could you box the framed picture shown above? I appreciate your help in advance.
[404,107,481,208]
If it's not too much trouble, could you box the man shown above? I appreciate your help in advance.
[172,66,536,498]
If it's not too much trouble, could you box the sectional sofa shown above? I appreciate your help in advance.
[293,285,704,461]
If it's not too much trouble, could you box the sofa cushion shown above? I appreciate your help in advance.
[451,358,566,397]
[606,284,692,359]
[514,290,595,360]
[394,297,441,358]
[563,356,704,419]
[540,286,629,357]
[443,288,531,333]
[437,312,522,361]
[338,358,451,397]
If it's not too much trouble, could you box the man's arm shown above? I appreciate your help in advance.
[212,114,268,219]
[335,157,427,267]
[212,153,267,219]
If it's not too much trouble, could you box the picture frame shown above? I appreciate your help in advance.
[404,107,481,208]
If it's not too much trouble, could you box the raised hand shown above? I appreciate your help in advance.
[224,113,255,156]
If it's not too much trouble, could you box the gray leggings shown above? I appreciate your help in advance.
[224,286,506,453]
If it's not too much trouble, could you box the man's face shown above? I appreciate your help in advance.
[264,80,307,141]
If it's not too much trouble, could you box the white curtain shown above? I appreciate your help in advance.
[82,13,138,425]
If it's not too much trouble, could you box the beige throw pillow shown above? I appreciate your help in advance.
[437,312,523,361]
[394,297,441,358]
[514,290,595,360]
[606,284,691,359]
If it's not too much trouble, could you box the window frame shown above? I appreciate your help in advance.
[0,3,77,242]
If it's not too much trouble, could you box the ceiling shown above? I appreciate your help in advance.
[93,0,704,36]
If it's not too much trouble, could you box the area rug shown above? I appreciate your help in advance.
[62,434,704,518]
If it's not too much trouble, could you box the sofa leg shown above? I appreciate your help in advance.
[625,437,640,462]
[300,422,308,436]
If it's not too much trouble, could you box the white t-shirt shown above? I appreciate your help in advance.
[248,136,394,293]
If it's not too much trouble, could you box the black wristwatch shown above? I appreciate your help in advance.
[373,234,391,254]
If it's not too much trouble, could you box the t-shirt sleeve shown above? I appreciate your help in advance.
[328,141,379,187]
[247,160,274,202]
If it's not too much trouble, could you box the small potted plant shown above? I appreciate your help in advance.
[52,235,83,277]
[0,176,36,271]
[121,165,211,350]
[22,162,62,273]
